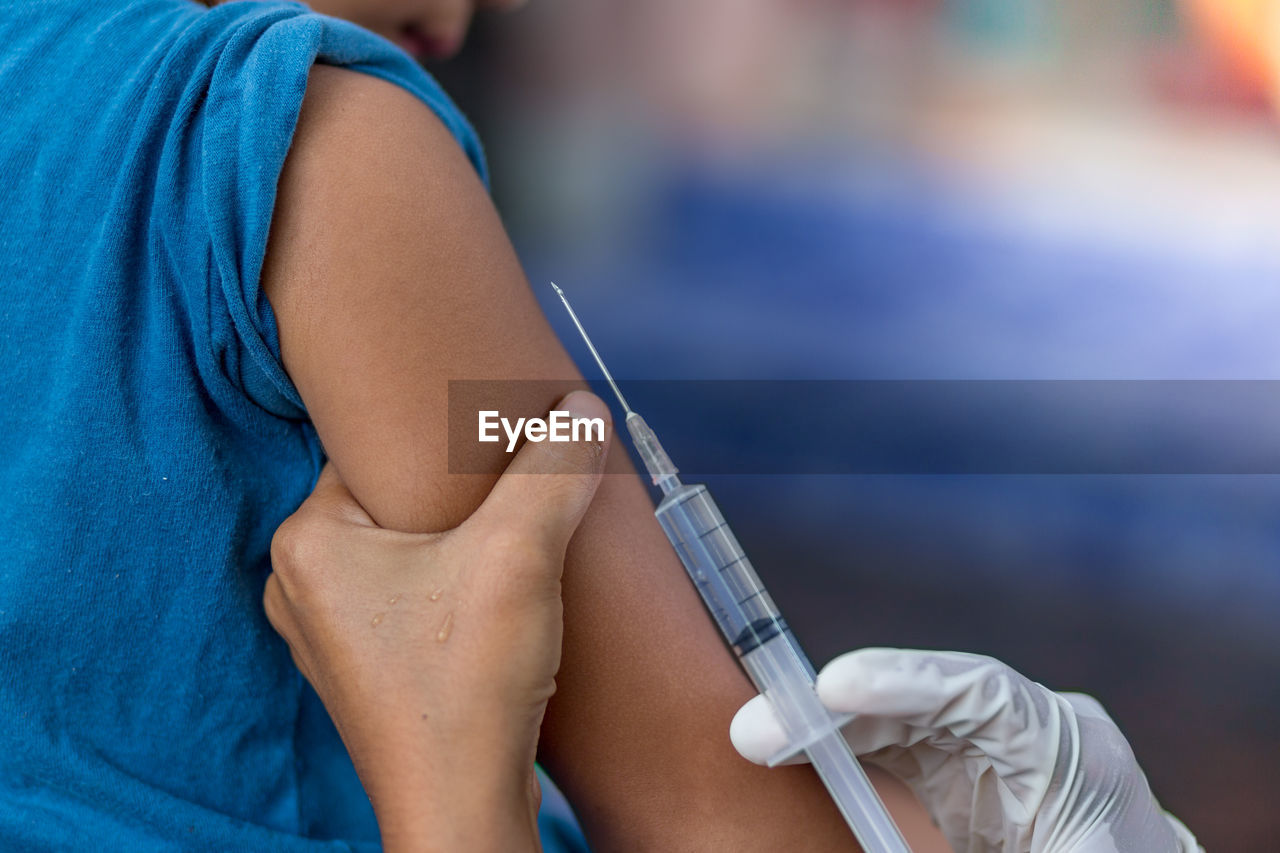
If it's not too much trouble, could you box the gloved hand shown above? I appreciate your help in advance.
[730,648,1202,853]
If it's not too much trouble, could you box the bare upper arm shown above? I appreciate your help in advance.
[262,63,944,852]
[263,64,575,532]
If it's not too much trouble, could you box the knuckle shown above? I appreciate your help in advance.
[550,438,606,477]
[269,513,333,588]
[269,515,304,571]
[527,436,605,478]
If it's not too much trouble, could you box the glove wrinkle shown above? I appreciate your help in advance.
[730,648,1202,853]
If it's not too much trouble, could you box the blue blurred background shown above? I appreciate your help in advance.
[433,1,1280,848]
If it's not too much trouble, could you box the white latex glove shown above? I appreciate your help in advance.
[730,648,1202,853]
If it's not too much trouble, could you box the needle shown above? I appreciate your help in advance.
[550,282,634,415]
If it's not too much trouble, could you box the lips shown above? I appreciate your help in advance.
[396,25,462,60]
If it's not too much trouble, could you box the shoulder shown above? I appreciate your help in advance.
[288,64,481,189]
[266,63,495,314]
[192,7,485,219]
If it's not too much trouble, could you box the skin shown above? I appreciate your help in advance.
[260,63,945,851]
[265,391,614,852]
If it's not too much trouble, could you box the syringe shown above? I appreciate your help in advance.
[550,283,911,853]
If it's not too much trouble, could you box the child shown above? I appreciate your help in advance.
[0,0,924,848]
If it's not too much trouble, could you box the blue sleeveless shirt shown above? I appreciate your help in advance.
[0,1,585,848]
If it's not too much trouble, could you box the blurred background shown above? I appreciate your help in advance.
[431,2,1280,849]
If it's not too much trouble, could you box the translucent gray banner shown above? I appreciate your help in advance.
[447,380,1280,474]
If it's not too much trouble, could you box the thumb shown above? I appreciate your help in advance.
[466,390,612,555]
[730,693,811,767]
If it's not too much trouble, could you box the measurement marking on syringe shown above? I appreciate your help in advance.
[551,282,910,852]
[697,522,728,541]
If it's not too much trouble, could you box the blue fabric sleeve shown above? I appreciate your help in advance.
[191,2,486,420]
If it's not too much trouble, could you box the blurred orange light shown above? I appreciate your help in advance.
[1181,0,1278,96]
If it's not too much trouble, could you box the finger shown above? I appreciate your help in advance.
[466,390,612,556]
[729,694,810,767]
[296,463,376,527]
[261,572,288,634]
[262,574,314,682]
[817,649,1060,773]
[730,682,919,768]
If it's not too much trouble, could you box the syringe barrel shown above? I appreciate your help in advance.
[654,484,793,660]
[654,483,910,853]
